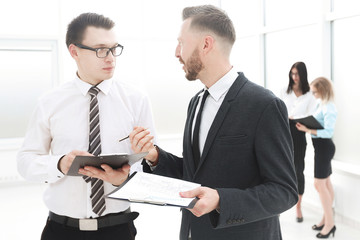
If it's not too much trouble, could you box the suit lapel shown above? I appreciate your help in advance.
[184,93,201,175]
[195,73,248,173]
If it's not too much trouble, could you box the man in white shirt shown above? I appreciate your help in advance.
[17,13,156,240]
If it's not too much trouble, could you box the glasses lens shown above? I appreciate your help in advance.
[96,48,109,58]
[112,45,123,56]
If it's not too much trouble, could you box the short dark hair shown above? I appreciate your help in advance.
[66,13,115,48]
[182,5,236,46]
[287,62,310,94]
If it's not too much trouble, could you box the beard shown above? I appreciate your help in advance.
[181,49,203,81]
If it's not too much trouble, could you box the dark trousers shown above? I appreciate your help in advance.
[289,120,307,195]
[41,218,137,240]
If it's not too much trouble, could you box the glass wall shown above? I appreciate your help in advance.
[265,25,322,94]
[0,40,57,140]
[222,0,263,85]
[332,16,360,164]
[264,0,319,27]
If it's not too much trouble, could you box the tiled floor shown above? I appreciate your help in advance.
[1,183,359,240]
[280,206,360,240]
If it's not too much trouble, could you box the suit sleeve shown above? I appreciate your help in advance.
[142,146,184,180]
[210,98,298,229]
[142,95,200,179]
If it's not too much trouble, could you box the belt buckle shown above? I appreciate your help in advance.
[79,218,98,231]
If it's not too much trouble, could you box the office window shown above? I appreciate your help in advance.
[264,0,318,27]
[1,0,59,37]
[232,36,262,86]
[0,40,57,140]
[265,25,322,95]
[221,0,261,37]
[332,16,360,164]
[333,0,360,13]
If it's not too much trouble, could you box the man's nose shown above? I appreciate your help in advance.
[104,51,115,62]
[175,44,180,58]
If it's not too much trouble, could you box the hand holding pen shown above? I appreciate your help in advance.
[126,126,159,163]
[118,127,152,152]
[118,127,149,144]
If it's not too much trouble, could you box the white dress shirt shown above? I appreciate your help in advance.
[17,76,157,219]
[279,87,317,119]
[193,68,238,156]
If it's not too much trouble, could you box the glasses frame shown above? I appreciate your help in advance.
[74,43,124,58]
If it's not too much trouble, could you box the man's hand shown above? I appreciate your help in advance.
[129,126,158,164]
[59,150,92,174]
[180,187,220,217]
[78,164,131,186]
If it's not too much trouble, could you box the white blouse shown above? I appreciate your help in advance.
[279,87,317,119]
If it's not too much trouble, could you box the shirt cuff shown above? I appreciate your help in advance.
[48,155,65,180]
[145,159,157,171]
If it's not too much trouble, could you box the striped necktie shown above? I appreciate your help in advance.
[84,86,106,216]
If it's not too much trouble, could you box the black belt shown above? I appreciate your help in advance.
[48,208,139,231]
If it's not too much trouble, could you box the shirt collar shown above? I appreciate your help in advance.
[75,75,113,96]
[204,67,238,101]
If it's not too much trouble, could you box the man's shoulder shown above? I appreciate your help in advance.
[230,75,286,116]
[111,79,150,104]
[38,80,76,102]
[237,77,277,102]
[112,79,146,95]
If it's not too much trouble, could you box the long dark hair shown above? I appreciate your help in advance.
[287,62,310,94]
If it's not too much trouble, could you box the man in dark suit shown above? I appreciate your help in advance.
[84,4,298,240]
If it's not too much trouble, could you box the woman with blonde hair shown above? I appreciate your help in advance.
[296,77,337,238]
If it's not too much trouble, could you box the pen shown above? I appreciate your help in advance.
[118,128,149,142]
[118,135,129,142]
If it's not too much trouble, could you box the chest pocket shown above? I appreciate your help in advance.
[216,134,248,145]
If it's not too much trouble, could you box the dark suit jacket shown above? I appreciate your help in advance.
[144,72,298,240]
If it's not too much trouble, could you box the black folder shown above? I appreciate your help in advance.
[293,116,324,129]
[67,152,148,176]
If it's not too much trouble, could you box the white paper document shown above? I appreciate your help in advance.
[106,172,201,208]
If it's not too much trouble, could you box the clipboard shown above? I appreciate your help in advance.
[67,152,148,176]
[106,172,200,208]
[293,115,324,129]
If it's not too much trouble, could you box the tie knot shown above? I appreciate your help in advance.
[89,86,100,97]
[203,90,209,99]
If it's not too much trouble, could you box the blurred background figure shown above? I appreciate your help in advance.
[280,62,317,223]
[296,77,337,238]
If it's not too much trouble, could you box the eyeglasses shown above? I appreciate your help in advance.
[74,43,124,58]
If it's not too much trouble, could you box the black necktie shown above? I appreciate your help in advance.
[84,86,106,216]
[192,90,209,168]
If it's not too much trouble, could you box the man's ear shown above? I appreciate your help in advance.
[68,44,79,59]
[202,35,214,54]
